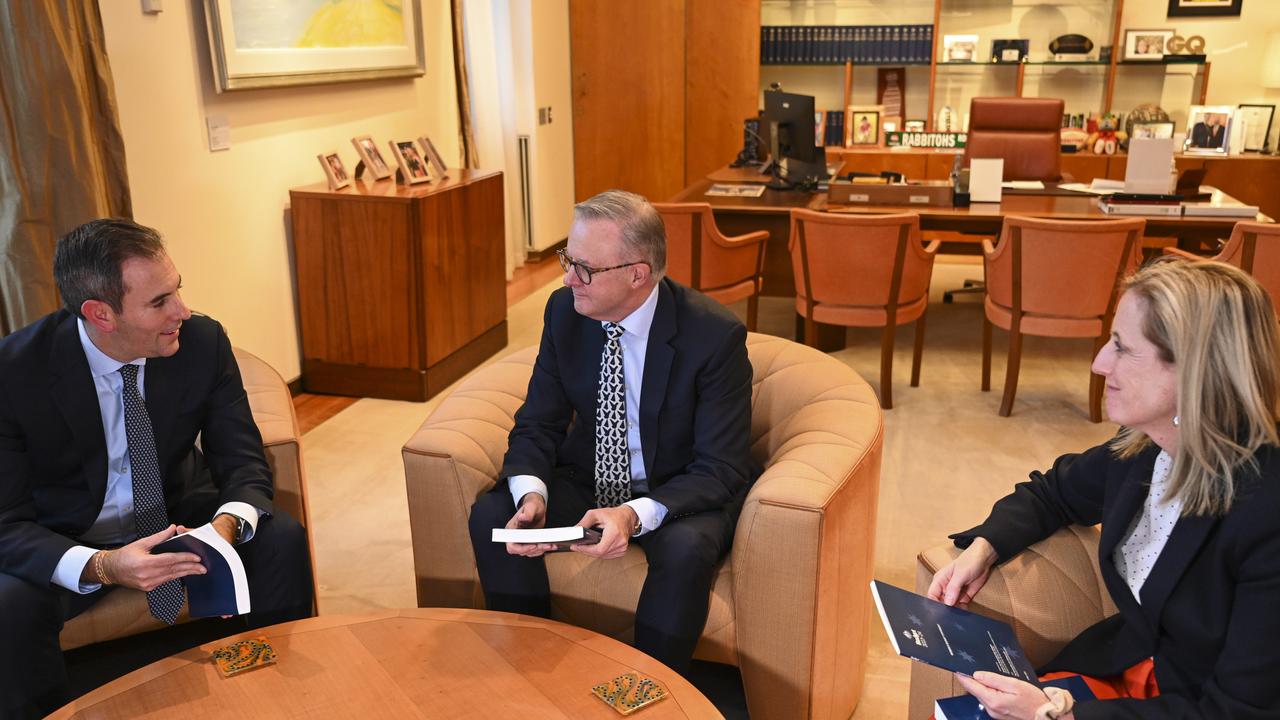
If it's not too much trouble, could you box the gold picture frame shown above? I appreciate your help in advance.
[204,0,425,92]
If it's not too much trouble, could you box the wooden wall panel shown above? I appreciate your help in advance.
[570,0,687,202]
[685,0,761,186]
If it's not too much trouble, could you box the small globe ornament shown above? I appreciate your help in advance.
[1125,104,1171,140]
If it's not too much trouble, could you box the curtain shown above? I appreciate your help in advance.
[462,0,528,280]
[0,0,131,336]
[451,0,480,170]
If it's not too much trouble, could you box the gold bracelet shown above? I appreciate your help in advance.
[93,550,112,586]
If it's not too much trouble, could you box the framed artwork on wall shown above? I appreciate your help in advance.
[1124,29,1174,61]
[1167,0,1243,17]
[203,0,425,92]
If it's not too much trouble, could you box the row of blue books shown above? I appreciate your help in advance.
[818,110,845,148]
[761,25,935,65]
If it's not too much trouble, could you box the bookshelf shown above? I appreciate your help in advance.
[760,0,1212,136]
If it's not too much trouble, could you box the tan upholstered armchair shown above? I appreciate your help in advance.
[58,348,314,650]
[403,333,884,720]
[907,526,1118,720]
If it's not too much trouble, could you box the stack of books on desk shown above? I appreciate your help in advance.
[1098,193,1183,216]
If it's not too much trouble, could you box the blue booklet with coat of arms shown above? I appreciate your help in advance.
[870,580,1038,683]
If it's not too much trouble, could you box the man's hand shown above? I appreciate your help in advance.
[955,671,1066,720]
[505,493,557,557]
[100,525,205,591]
[212,513,238,545]
[572,505,637,560]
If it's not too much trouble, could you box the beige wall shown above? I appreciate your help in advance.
[99,0,461,381]
[528,0,575,251]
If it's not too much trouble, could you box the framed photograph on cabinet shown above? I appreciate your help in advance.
[390,140,432,184]
[846,106,883,146]
[350,136,394,180]
[317,152,350,191]
[1167,0,1243,17]
[991,39,1029,63]
[1237,104,1275,152]
[203,0,425,92]
[417,136,449,177]
[1184,105,1234,154]
[1131,121,1176,140]
[1124,30,1174,60]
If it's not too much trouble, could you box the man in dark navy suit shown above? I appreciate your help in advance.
[468,190,758,673]
[0,219,312,718]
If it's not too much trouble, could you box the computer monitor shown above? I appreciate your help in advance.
[762,90,826,188]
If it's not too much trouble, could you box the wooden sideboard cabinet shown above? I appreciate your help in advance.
[290,169,507,401]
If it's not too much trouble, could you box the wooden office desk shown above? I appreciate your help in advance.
[50,609,721,719]
[672,174,1267,298]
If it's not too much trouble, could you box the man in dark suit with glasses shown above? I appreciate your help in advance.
[467,189,757,673]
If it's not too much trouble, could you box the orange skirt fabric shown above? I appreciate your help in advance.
[1041,657,1160,701]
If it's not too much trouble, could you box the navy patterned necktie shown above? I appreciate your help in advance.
[594,322,631,507]
[119,364,184,625]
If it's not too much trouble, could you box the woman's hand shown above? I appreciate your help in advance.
[956,672,1069,720]
[927,537,999,608]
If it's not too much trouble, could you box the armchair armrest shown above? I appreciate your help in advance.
[403,348,536,609]
[907,525,1115,720]
[712,229,770,248]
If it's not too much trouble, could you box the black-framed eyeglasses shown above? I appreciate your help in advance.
[556,248,648,285]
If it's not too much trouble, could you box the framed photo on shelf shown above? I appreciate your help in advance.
[417,136,449,177]
[202,0,425,92]
[317,152,351,191]
[846,105,883,146]
[904,119,926,133]
[390,139,432,184]
[1131,121,1176,140]
[1184,105,1234,154]
[1237,104,1275,152]
[350,136,394,180]
[1166,0,1243,17]
[1124,30,1174,60]
[991,39,1029,63]
[942,35,978,63]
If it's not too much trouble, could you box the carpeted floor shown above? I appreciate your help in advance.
[301,262,1119,719]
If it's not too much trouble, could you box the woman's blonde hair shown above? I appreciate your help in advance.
[1112,258,1280,516]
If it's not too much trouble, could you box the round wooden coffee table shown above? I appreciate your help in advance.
[50,608,722,718]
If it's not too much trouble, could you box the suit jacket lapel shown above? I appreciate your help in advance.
[1098,446,1159,625]
[639,281,676,477]
[48,316,108,497]
[1137,506,1216,629]
[143,354,183,463]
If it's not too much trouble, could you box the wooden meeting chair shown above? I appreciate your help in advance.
[982,216,1145,422]
[653,202,769,330]
[789,209,938,409]
[1163,221,1280,303]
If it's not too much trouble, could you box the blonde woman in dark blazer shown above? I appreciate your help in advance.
[930,258,1280,719]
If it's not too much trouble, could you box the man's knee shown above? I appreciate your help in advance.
[643,519,727,576]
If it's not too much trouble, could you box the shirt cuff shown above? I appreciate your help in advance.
[508,475,548,509]
[623,498,668,536]
[52,545,103,594]
[215,502,264,544]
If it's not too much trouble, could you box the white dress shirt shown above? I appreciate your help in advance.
[50,319,262,594]
[509,283,670,534]
[1113,450,1182,603]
